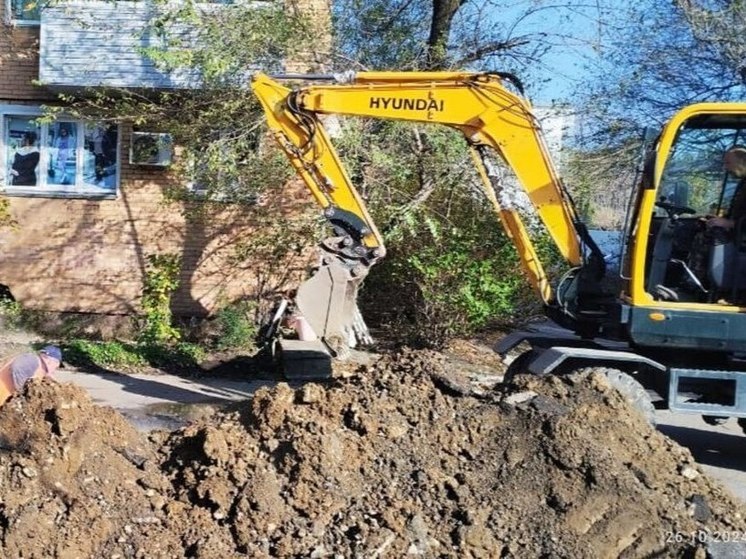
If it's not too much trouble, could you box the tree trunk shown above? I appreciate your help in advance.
[427,0,466,69]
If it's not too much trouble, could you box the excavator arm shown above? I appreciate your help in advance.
[252,71,586,352]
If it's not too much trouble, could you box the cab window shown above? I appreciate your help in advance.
[658,116,746,217]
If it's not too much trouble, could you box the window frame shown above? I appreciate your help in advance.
[1,105,121,199]
[5,0,41,26]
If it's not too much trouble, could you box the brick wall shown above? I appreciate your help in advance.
[0,5,50,102]
[0,125,315,316]
[0,2,325,317]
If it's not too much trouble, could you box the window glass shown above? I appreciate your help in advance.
[9,0,40,22]
[83,123,118,191]
[658,124,744,217]
[5,116,41,187]
[47,122,77,188]
[2,111,119,196]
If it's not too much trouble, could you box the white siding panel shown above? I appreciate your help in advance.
[39,1,203,89]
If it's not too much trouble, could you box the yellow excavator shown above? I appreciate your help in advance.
[252,71,746,427]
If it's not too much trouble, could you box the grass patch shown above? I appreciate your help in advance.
[0,298,27,330]
[213,301,257,351]
[64,339,205,373]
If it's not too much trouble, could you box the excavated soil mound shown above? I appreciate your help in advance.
[0,349,745,558]
[0,380,176,558]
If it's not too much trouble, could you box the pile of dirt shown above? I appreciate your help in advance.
[0,349,744,558]
[0,381,176,558]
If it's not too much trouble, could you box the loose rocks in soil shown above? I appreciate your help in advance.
[0,348,744,558]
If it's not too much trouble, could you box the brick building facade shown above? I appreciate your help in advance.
[0,0,330,318]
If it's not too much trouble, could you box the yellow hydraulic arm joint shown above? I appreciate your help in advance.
[251,75,384,253]
[468,146,553,302]
[253,75,387,351]
[287,73,581,265]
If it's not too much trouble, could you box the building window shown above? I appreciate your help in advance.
[6,0,40,24]
[2,109,119,197]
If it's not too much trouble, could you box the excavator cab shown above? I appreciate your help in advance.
[634,111,746,306]
[623,108,746,311]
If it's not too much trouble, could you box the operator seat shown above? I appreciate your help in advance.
[708,218,746,300]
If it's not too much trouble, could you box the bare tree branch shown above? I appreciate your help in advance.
[454,37,532,66]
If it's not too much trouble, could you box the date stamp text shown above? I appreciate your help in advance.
[665,530,746,545]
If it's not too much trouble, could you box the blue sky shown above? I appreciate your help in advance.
[481,1,620,105]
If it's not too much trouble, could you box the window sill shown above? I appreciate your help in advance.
[8,20,40,27]
[1,188,117,200]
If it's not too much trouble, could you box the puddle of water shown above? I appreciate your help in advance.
[116,378,334,432]
[122,413,187,432]
[121,401,231,432]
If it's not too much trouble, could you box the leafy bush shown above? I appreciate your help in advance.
[339,121,543,348]
[64,339,205,372]
[64,339,148,371]
[213,300,257,351]
[363,213,529,348]
[139,254,181,345]
[139,341,206,369]
[0,298,25,330]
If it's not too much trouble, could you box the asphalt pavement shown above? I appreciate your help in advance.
[656,410,746,502]
[55,369,273,430]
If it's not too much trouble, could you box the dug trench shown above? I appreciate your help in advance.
[0,348,744,558]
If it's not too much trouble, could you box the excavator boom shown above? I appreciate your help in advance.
[252,71,585,353]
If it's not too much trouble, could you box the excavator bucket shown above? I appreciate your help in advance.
[277,250,374,379]
[296,258,362,353]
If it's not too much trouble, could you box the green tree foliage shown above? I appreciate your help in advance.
[333,0,430,69]
[329,1,613,343]
[329,2,603,343]
[135,0,310,202]
[362,216,529,347]
[57,1,312,204]
[339,120,548,344]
